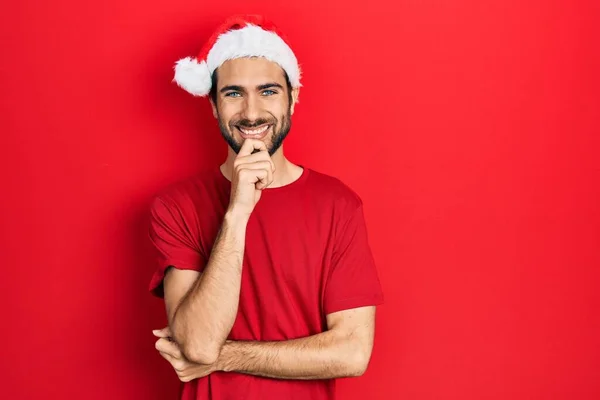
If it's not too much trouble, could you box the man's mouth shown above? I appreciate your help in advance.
[236,124,272,138]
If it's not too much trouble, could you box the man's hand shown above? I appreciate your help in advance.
[228,138,275,218]
[153,327,218,382]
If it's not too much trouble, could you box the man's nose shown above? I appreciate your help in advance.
[240,94,261,122]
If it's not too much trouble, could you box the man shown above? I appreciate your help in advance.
[148,14,384,399]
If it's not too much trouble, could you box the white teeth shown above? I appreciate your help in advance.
[240,125,269,135]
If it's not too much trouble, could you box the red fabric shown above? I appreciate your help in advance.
[195,14,290,63]
[148,165,384,400]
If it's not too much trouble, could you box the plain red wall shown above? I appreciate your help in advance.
[1,0,598,399]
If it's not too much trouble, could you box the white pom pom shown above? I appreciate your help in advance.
[172,57,212,96]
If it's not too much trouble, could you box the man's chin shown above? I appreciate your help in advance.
[228,139,274,155]
[219,126,286,156]
[231,134,273,152]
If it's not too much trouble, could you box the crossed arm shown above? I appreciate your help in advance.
[157,211,377,380]
[219,306,375,379]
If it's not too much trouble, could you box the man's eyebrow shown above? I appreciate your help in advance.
[220,85,244,93]
[219,83,284,93]
[257,83,284,91]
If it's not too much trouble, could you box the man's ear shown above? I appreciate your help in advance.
[290,87,300,115]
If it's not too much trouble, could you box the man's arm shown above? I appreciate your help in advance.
[165,211,248,365]
[163,139,274,365]
[216,306,377,379]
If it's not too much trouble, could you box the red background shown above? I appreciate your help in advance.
[1,1,599,399]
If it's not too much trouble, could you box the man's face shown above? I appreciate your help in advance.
[210,57,299,156]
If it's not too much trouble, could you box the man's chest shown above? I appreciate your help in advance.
[204,202,337,340]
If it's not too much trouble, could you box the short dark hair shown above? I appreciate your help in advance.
[209,66,294,107]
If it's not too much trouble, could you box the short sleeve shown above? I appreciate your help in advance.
[147,195,207,298]
[323,204,384,315]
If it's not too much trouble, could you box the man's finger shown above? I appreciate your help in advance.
[233,152,275,173]
[152,327,172,338]
[155,338,181,359]
[238,138,268,157]
[159,351,175,364]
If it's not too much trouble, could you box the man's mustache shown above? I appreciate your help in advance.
[233,118,275,128]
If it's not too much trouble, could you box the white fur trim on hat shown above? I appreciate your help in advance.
[173,24,301,97]
[173,57,212,97]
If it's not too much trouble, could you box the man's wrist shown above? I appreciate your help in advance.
[217,340,236,372]
[224,208,250,226]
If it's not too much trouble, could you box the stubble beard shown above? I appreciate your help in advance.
[217,110,292,156]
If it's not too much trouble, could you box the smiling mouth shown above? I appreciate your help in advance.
[236,124,271,136]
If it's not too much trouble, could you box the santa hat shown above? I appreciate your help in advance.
[172,14,302,97]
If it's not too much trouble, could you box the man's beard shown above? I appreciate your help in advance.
[217,110,292,156]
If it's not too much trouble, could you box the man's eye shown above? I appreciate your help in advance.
[225,92,241,97]
[262,90,276,96]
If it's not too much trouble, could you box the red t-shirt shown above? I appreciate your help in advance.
[148,164,384,400]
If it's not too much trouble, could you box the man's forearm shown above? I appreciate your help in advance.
[216,330,369,380]
[171,211,248,364]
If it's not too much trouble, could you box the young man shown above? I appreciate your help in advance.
[148,14,384,399]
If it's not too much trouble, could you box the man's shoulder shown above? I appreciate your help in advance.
[305,166,364,210]
[149,167,220,210]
